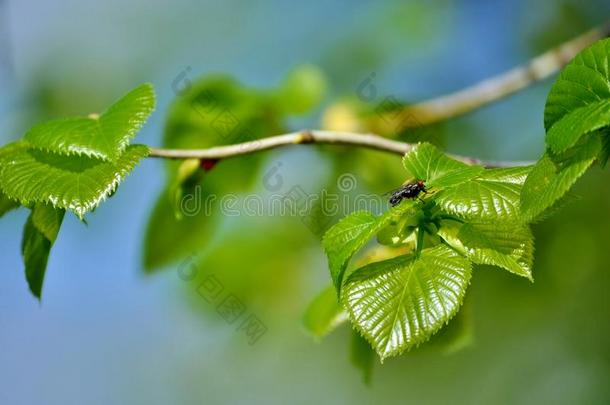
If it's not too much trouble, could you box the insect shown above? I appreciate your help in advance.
[387,180,427,206]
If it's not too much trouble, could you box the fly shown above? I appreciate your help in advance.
[387,180,427,206]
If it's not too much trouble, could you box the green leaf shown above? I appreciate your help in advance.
[0,143,149,218]
[276,65,327,114]
[350,330,375,385]
[438,220,533,280]
[145,75,287,270]
[0,140,28,164]
[545,39,610,131]
[599,128,610,167]
[24,83,155,161]
[323,211,379,289]
[343,245,472,360]
[21,204,65,299]
[31,203,64,242]
[323,201,417,292]
[164,75,283,149]
[0,143,24,217]
[546,99,610,153]
[435,166,531,221]
[402,143,484,189]
[0,192,19,217]
[143,156,258,270]
[521,135,601,220]
[143,186,218,270]
[302,286,347,339]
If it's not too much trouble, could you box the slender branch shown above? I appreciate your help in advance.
[369,21,610,133]
[147,130,533,168]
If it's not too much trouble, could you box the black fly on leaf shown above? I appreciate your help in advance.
[385,180,427,206]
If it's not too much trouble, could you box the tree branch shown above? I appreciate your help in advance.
[147,130,533,168]
[369,21,610,133]
[149,23,609,168]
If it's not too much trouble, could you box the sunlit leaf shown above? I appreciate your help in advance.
[546,99,610,153]
[438,220,533,280]
[435,166,531,221]
[521,135,601,220]
[544,38,610,131]
[0,143,149,218]
[343,245,471,360]
[402,143,483,189]
[24,83,155,161]
[323,201,417,292]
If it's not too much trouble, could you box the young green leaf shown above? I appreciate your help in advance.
[546,99,610,153]
[164,75,284,149]
[0,192,19,217]
[402,143,483,189]
[438,220,533,280]
[302,286,347,339]
[544,38,610,134]
[435,166,531,222]
[0,143,25,217]
[0,144,149,218]
[521,135,601,220]
[276,65,327,114]
[323,202,416,292]
[143,187,219,270]
[599,128,610,167]
[350,330,375,385]
[21,204,65,299]
[323,211,383,292]
[31,203,64,242]
[342,245,472,360]
[143,155,260,270]
[24,83,155,161]
[145,75,290,270]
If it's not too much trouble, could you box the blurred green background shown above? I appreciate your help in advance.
[1,1,609,404]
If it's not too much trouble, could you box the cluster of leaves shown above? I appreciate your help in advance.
[306,38,610,377]
[310,143,533,365]
[0,84,155,298]
[521,38,610,219]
